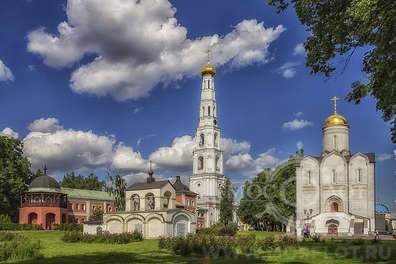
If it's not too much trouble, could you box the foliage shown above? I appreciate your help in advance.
[0,136,36,221]
[197,222,238,236]
[0,232,42,261]
[219,177,235,226]
[267,0,396,143]
[89,207,104,221]
[106,171,126,211]
[256,235,275,251]
[0,223,44,231]
[60,172,106,191]
[237,151,298,231]
[53,223,83,232]
[62,231,143,244]
[0,214,11,225]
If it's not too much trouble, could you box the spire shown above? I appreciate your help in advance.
[330,96,340,114]
[201,49,216,76]
[147,160,155,183]
[207,49,211,64]
[43,164,48,175]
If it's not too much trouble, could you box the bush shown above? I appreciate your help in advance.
[256,235,275,251]
[0,215,12,224]
[0,223,43,231]
[236,234,256,254]
[276,234,298,249]
[0,233,41,261]
[53,223,83,232]
[0,232,17,241]
[197,223,238,236]
[62,231,143,244]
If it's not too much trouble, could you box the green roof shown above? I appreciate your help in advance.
[60,187,114,201]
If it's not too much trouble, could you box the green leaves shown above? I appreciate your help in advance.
[60,172,106,191]
[220,177,235,226]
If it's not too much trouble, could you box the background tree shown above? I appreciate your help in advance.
[219,177,234,226]
[237,151,298,231]
[0,136,36,221]
[89,207,104,221]
[267,0,396,143]
[106,171,126,211]
[60,172,106,191]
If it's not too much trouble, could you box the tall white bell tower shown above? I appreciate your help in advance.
[190,51,225,227]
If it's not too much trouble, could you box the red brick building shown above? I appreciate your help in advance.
[19,175,114,229]
[173,175,200,226]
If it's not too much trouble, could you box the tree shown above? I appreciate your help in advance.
[0,136,36,221]
[106,171,126,211]
[219,177,234,226]
[89,207,104,221]
[60,172,106,191]
[237,152,298,231]
[267,0,396,143]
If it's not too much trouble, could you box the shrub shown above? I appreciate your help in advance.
[0,215,12,224]
[62,231,143,244]
[276,235,298,249]
[0,232,17,241]
[256,235,275,251]
[236,234,256,254]
[197,223,238,236]
[0,223,43,231]
[0,234,41,261]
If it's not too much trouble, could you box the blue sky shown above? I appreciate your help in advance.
[0,0,395,207]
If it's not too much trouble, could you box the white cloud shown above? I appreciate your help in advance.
[297,141,303,150]
[27,0,285,100]
[293,112,303,117]
[133,107,143,114]
[112,144,149,172]
[293,43,306,56]
[23,123,115,172]
[378,153,392,162]
[0,128,19,139]
[277,62,299,79]
[283,119,313,130]
[221,138,251,158]
[0,59,14,82]
[28,117,64,133]
[149,135,195,172]
[27,65,36,71]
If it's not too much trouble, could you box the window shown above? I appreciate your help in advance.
[108,206,112,212]
[215,156,220,171]
[99,206,102,209]
[357,168,362,183]
[308,171,311,185]
[192,200,195,207]
[132,194,140,211]
[208,106,210,116]
[75,204,79,210]
[332,169,336,184]
[207,79,210,89]
[163,191,171,209]
[92,205,95,210]
[214,133,218,147]
[81,204,85,210]
[331,202,339,212]
[198,156,204,170]
[202,106,205,116]
[199,134,205,147]
[146,193,155,210]
[333,135,337,149]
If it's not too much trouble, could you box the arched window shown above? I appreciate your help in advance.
[213,106,216,117]
[132,194,140,211]
[202,106,205,117]
[198,156,204,170]
[332,169,336,184]
[215,156,220,171]
[331,202,339,212]
[163,191,171,209]
[214,133,218,147]
[207,79,210,89]
[333,135,337,149]
[307,170,311,185]
[146,193,155,210]
[357,168,362,183]
[208,106,211,116]
[199,134,205,147]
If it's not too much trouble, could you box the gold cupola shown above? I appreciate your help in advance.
[201,50,216,76]
[324,96,348,127]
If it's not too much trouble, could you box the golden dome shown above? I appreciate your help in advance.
[201,63,216,76]
[324,96,348,127]
[324,113,348,127]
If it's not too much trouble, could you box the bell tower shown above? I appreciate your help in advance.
[190,51,225,227]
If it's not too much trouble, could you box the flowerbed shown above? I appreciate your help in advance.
[62,231,143,244]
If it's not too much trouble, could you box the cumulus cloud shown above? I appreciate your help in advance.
[293,112,303,117]
[0,128,19,139]
[112,144,149,172]
[277,62,299,79]
[378,153,392,162]
[28,117,64,133]
[149,135,195,172]
[283,119,313,130]
[23,123,115,172]
[27,0,285,100]
[293,43,306,56]
[221,138,251,158]
[0,59,14,82]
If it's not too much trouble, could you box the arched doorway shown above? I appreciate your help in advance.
[328,224,338,236]
[28,213,38,224]
[45,213,55,229]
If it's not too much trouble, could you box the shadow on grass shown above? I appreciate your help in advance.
[297,240,396,263]
[12,251,267,264]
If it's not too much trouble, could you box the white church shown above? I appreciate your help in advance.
[295,97,376,238]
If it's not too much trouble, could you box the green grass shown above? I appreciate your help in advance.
[2,231,396,264]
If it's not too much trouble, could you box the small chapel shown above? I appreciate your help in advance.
[295,97,376,238]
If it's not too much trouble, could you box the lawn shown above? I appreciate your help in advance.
[2,231,396,264]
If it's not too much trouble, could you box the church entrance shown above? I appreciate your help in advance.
[328,224,338,236]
